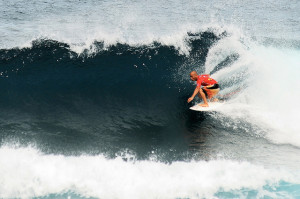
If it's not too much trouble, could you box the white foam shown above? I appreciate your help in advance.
[204,32,300,147]
[1,23,229,55]
[2,0,300,54]
[0,1,250,56]
[240,46,300,146]
[0,146,296,199]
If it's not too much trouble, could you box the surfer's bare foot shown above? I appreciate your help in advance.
[212,98,219,102]
[199,103,209,107]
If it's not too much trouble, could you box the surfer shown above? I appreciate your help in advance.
[187,71,220,107]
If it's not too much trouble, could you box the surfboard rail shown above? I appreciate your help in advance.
[189,102,224,112]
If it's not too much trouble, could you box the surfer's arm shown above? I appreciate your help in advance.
[187,87,200,103]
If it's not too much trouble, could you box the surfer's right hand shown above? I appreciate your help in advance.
[187,97,194,103]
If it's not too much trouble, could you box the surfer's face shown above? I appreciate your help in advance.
[190,74,197,81]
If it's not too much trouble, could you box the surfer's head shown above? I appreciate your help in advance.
[190,71,198,81]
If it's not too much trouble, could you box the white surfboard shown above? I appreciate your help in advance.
[190,102,224,112]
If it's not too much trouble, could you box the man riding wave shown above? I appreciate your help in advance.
[187,71,220,107]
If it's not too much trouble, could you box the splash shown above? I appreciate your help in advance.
[203,31,300,147]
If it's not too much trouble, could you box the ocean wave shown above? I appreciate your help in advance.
[1,28,300,149]
[0,31,223,111]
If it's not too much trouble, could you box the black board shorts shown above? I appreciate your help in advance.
[202,84,220,97]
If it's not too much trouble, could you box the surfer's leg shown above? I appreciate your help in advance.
[212,98,219,102]
[210,89,220,100]
[205,86,220,101]
[197,88,209,107]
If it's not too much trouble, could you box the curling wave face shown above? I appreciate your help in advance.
[0,32,223,154]
[1,28,300,151]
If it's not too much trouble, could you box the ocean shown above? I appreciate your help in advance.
[1,0,300,198]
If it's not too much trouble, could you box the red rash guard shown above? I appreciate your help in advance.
[196,74,218,88]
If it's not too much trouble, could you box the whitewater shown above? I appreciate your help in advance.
[1,0,300,198]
